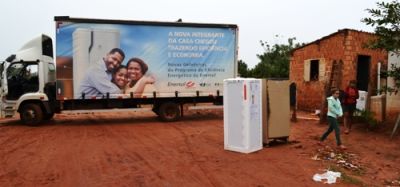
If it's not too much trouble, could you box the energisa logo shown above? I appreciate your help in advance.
[185,81,196,88]
[168,81,196,88]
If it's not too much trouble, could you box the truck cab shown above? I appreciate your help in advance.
[0,35,56,125]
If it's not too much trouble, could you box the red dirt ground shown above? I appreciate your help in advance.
[0,110,399,187]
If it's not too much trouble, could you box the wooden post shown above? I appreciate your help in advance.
[390,113,400,139]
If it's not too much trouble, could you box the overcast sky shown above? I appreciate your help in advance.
[0,0,384,68]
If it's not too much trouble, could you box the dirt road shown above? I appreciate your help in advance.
[0,110,399,186]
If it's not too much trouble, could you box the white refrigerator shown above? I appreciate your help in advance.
[223,78,263,153]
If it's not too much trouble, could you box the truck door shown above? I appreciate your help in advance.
[6,62,39,100]
[0,62,4,95]
[0,62,4,117]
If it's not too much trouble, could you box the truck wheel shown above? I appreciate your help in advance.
[20,103,43,126]
[158,102,180,122]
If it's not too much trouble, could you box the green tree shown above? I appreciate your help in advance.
[238,59,250,77]
[363,0,400,91]
[362,0,400,53]
[251,37,302,78]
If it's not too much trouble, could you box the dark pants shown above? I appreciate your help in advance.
[320,116,342,145]
[343,103,356,114]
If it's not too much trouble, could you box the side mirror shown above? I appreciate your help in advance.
[5,55,16,62]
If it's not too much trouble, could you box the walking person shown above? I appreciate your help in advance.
[319,88,346,150]
[343,80,359,134]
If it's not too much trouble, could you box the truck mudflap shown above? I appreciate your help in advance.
[42,101,53,114]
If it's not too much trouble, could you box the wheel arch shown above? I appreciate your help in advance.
[17,99,49,114]
[16,93,51,114]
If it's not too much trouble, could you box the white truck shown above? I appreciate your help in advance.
[0,16,238,125]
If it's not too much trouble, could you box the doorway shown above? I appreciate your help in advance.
[356,55,371,91]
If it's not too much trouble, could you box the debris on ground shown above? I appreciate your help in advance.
[313,170,341,184]
[384,179,400,186]
[311,146,364,173]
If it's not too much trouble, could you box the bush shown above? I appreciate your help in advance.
[354,109,378,129]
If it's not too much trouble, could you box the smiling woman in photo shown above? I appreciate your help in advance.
[125,57,155,97]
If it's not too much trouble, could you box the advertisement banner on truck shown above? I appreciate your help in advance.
[55,21,237,99]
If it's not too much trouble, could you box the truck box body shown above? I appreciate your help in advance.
[55,17,238,100]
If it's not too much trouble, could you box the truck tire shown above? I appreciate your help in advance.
[20,103,43,126]
[158,102,180,122]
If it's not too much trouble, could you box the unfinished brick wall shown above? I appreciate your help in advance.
[290,29,388,111]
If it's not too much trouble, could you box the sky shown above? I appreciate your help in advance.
[0,0,385,68]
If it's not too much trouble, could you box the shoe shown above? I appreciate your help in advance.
[344,130,349,134]
[338,145,347,150]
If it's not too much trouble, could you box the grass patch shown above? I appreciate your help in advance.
[352,167,366,176]
[328,165,364,186]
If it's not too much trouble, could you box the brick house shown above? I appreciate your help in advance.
[290,29,388,111]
